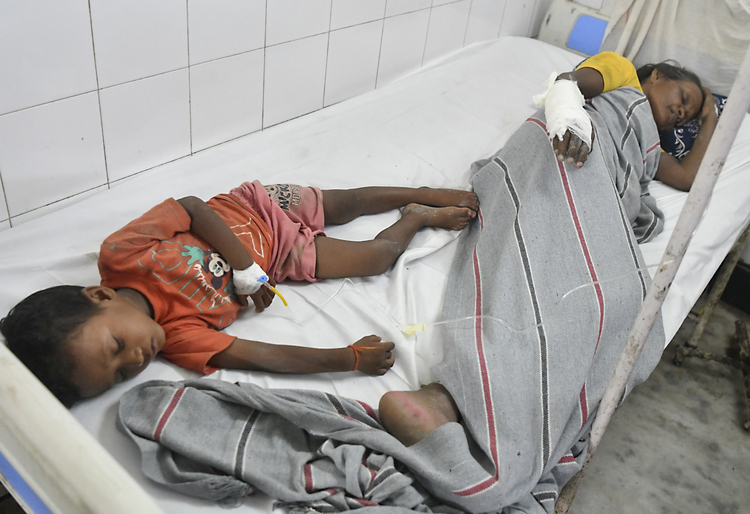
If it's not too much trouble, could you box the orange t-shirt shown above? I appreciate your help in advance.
[98,195,273,373]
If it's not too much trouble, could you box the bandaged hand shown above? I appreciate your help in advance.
[534,72,595,168]
[233,262,275,312]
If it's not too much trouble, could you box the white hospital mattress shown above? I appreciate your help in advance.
[1,36,749,513]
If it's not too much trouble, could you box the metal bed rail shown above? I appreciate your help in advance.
[556,41,750,513]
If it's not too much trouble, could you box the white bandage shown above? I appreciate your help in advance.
[533,72,592,149]
[233,262,268,295]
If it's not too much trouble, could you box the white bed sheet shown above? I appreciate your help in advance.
[1,36,749,513]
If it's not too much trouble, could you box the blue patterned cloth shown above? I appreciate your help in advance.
[660,94,726,159]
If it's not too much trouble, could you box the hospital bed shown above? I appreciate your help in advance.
[1,35,750,513]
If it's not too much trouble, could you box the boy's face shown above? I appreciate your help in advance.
[644,71,703,131]
[67,287,166,399]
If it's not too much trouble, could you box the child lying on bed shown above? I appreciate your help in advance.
[1,181,478,406]
[544,51,718,191]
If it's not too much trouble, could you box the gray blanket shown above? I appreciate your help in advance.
[118,88,666,513]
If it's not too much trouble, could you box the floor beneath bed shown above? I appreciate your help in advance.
[569,297,750,514]
[2,301,749,514]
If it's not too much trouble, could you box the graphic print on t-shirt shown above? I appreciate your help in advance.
[139,241,236,312]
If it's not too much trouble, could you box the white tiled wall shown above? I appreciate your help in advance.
[0,0,552,227]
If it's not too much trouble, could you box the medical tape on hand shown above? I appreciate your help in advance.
[233,262,268,295]
[533,72,592,149]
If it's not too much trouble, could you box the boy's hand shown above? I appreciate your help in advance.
[240,277,276,312]
[552,128,595,168]
[351,335,395,375]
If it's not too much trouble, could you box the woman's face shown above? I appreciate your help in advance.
[643,70,703,131]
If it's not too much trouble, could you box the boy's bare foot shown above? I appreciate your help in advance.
[402,203,474,230]
[379,383,460,446]
[418,187,479,213]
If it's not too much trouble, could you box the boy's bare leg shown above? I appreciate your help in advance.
[314,203,473,278]
[322,187,479,225]
[378,383,460,447]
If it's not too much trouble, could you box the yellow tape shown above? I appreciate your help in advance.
[402,323,426,335]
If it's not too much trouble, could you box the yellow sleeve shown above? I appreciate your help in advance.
[577,51,642,93]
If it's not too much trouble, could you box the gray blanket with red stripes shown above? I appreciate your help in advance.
[118,87,666,513]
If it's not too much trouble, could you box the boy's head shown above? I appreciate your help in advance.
[1,285,165,407]
[637,61,705,131]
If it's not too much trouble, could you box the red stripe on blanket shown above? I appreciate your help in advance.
[579,384,589,425]
[558,454,576,464]
[472,208,500,478]
[527,117,547,134]
[357,400,380,423]
[454,476,499,497]
[555,158,605,353]
[153,387,185,442]
[304,463,314,493]
[644,142,660,164]
[352,498,379,507]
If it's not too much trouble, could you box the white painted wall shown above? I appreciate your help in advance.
[0,0,552,230]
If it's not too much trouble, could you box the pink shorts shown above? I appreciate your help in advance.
[230,181,325,282]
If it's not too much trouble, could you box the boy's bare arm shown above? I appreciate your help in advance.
[207,335,396,375]
[177,196,274,311]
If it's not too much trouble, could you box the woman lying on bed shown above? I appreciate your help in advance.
[380,51,717,446]
[547,52,718,191]
[371,53,714,509]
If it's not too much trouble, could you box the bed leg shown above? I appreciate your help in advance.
[673,222,750,367]
[735,320,750,431]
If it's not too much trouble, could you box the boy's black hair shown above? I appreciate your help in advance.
[637,61,706,117]
[0,285,101,407]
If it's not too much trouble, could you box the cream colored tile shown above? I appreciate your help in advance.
[0,93,106,217]
[191,51,264,152]
[498,0,535,37]
[385,0,431,17]
[0,0,97,114]
[465,0,507,45]
[325,21,383,106]
[266,0,332,46]
[376,10,430,88]
[100,70,191,181]
[423,0,472,64]
[10,185,108,227]
[90,0,188,87]
[188,0,266,64]
[263,35,328,127]
[330,0,386,30]
[0,181,8,222]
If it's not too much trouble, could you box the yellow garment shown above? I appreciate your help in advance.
[577,51,642,93]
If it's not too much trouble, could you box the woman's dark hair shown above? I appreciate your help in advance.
[0,285,102,407]
[637,61,706,113]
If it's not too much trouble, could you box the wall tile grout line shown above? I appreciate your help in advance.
[87,0,111,191]
[496,0,509,39]
[261,0,268,131]
[462,0,475,47]
[321,0,333,108]
[186,0,193,157]
[373,1,389,90]
[421,3,434,67]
